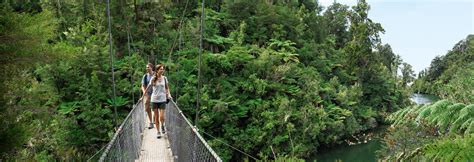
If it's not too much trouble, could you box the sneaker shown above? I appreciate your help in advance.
[157,131,162,139]
[148,123,154,129]
[161,125,166,133]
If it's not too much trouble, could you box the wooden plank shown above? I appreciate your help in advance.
[137,120,173,162]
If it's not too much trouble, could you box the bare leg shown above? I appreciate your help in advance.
[159,109,166,124]
[153,108,160,130]
[145,96,153,123]
[158,108,166,133]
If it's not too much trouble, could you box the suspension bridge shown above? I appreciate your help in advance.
[91,0,223,160]
[93,99,221,162]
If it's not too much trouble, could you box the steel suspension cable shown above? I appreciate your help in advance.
[199,130,259,161]
[165,105,259,161]
[86,143,107,161]
[106,0,118,127]
[193,2,206,161]
[196,0,205,127]
[94,1,223,161]
[176,28,181,103]
[170,0,190,103]
[127,29,135,105]
[87,1,126,160]
[126,25,145,100]
[167,0,190,61]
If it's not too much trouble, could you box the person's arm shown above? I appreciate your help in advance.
[141,84,146,95]
[143,76,154,96]
[165,77,172,99]
[141,75,146,95]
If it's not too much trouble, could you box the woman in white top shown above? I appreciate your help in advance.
[145,64,172,138]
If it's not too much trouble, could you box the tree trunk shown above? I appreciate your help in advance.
[83,0,88,18]
[56,0,62,18]
[134,0,139,23]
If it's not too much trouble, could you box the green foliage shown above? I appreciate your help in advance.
[58,102,80,115]
[380,120,438,160]
[420,135,474,161]
[0,4,59,158]
[1,3,145,159]
[383,100,474,160]
[107,96,128,107]
[451,104,474,135]
[323,2,350,49]
[401,63,415,87]
[1,0,415,160]
[389,100,473,135]
[414,35,474,104]
[398,35,474,161]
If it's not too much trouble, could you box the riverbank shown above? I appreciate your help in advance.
[310,93,440,161]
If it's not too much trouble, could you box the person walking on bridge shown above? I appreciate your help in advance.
[145,64,172,139]
[142,63,155,129]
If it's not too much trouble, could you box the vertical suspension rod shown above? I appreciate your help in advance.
[106,0,118,127]
[127,29,135,105]
[196,0,205,126]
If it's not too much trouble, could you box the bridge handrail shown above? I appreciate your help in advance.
[166,100,222,162]
[97,98,221,161]
[98,98,145,162]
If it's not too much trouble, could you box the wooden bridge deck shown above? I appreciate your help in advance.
[137,118,173,162]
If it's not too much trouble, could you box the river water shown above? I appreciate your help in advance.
[311,93,439,162]
[410,93,440,105]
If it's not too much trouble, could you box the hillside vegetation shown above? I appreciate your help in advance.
[0,1,416,160]
[413,35,474,104]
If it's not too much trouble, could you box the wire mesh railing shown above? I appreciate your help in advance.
[96,98,221,161]
[98,99,145,162]
[166,100,222,162]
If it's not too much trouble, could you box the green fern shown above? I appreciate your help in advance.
[460,119,473,135]
[426,100,453,123]
[417,106,432,122]
[412,104,427,114]
[388,107,409,124]
[420,100,449,117]
[390,100,473,135]
[465,121,474,136]
[450,104,474,134]
[392,108,410,125]
[419,135,474,161]
[438,103,465,132]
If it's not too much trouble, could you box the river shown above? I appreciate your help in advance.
[311,93,439,162]
[410,93,440,105]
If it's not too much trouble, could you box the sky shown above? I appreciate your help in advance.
[319,0,474,74]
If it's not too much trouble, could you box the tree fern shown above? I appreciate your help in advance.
[392,105,422,124]
[417,100,446,119]
[410,104,425,115]
[426,100,452,123]
[410,104,428,120]
[389,107,410,125]
[416,105,432,122]
[450,104,474,134]
[391,100,473,135]
[438,103,465,133]
[418,135,474,161]
[464,121,474,136]
[460,119,474,135]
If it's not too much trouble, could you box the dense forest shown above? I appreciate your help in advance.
[2,0,468,161]
[413,35,474,104]
[381,35,473,161]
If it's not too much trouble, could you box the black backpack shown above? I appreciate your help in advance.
[143,74,149,86]
[143,72,155,86]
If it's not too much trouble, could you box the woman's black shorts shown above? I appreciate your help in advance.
[152,102,167,109]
